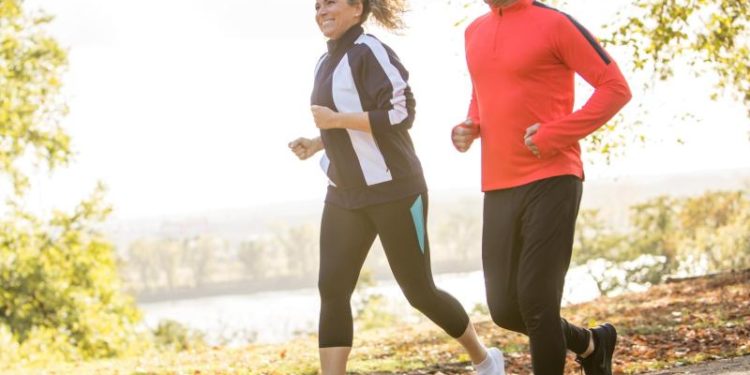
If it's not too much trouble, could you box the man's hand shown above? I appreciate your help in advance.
[452,119,480,153]
[288,137,322,160]
[524,123,541,158]
[311,105,339,130]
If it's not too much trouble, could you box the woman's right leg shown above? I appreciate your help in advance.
[367,194,503,373]
[318,203,377,375]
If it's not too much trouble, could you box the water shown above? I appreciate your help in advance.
[140,267,601,345]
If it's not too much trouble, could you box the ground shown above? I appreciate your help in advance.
[8,269,749,375]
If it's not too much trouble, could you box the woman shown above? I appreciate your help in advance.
[288,1,505,374]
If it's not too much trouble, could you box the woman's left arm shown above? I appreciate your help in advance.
[311,105,372,133]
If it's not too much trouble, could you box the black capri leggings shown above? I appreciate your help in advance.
[318,193,469,348]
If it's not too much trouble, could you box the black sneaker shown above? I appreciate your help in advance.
[576,323,617,375]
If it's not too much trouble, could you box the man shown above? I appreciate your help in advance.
[452,0,632,374]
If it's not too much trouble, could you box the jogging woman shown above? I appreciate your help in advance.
[289,1,504,374]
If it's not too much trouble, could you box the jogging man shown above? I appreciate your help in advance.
[452,0,632,374]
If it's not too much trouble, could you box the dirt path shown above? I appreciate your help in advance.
[641,355,750,374]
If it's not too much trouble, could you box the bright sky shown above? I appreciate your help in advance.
[22,0,750,220]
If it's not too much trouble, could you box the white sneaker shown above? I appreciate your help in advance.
[475,347,505,375]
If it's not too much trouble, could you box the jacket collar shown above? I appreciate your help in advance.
[490,0,533,15]
[326,25,364,55]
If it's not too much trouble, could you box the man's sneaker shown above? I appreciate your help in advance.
[576,323,617,375]
[475,347,506,375]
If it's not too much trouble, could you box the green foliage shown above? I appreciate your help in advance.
[605,0,750,113]
[629,190,750,276]
[152,319,206,352]
[0,0,143,367]
[573,209,629,265]
[574,189,750,296]
[0,0,72,195]
[0,185,142,366]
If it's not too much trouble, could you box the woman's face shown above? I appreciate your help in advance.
[315,0,363,40]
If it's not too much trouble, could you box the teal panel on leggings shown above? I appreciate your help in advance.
[410,195,426,254]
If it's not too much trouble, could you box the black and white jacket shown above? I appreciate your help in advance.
[312,25,426,209]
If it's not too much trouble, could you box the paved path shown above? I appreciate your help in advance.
[642,356,750,374]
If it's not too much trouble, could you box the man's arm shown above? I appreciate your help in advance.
[531,14,632,158]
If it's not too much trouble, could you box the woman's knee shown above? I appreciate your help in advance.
[402,288,433,312]
[318,275,353,303]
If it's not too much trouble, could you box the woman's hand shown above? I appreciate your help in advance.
[311,105,340,130]
[288,137,323,160]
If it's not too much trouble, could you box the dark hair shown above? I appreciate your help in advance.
[350,0,407,30]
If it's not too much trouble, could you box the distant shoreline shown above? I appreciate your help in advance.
[135,263,482,304]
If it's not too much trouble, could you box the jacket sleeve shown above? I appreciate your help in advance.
[533,14,632,158]
[467,85,481,126]
[357,41,416,136]
[465,22,481,129]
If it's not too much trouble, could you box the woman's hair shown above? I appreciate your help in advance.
[350,0,407,31]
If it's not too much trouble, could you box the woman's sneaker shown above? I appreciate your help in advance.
[475,347,505,375]
[576,323,617,375]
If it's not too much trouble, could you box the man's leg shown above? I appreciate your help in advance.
[318,203,376,374]
[516,175,589,374]
[483,187,527,334]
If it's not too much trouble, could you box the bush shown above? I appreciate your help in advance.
[152,319,206,352]
[0,188,143,367]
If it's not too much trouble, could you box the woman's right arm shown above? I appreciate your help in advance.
[288,136,324,160]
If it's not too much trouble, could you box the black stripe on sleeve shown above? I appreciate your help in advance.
[532,1,611,65]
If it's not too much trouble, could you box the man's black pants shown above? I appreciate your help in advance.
[483,175,591,374]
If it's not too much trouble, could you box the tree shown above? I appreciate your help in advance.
[126,238,162,291]
[605,0,750,113]
[677,190,750,273]
[0,0,72,195]
[271,223,318,277]
[238,238,272,280]
[628,190,750,282]
[572,209,631,295]
[183,235,221,286]
[0,187,142,363]
[0,0,141,365]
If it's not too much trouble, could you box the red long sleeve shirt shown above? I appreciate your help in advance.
[465,0,632,191]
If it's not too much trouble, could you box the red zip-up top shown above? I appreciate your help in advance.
[465,0,632,191]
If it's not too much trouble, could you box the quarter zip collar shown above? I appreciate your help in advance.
[490,0,533,16]
[326,25,364,55]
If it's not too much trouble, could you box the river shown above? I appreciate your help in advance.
[140,267,601,345]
